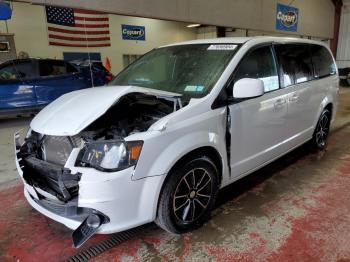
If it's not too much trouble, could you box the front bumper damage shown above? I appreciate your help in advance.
[23,156,80,202]
[14,131,109,248]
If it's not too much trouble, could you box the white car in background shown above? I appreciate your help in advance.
[15,37,338,248]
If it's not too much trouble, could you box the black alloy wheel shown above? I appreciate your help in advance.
[312,109,331,150]
[156,156,219,234]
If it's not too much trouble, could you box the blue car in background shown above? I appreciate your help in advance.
[0,58,112,117]
[70,60,114,86]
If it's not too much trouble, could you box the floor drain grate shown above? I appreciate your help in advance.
[65,225,150,262]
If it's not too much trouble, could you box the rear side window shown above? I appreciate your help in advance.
[234,46,279,92]
[311,45,336,78]
[274,44,313,88]
[39,60,77,77]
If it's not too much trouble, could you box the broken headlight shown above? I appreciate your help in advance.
[76,140,143,172]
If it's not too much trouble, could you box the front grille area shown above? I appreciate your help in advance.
[17,131,82,202]
[41,135,83,166]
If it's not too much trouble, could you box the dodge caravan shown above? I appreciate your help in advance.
[14,37,339,247]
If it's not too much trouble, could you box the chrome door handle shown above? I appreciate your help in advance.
[289,94,299,102]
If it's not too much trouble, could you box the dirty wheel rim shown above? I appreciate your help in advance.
[173,168,212,223]
[315,113,329,148]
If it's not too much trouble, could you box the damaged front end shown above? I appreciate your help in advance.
[15,130,110,248]
[15,89,181,247]
[17,132,80,201]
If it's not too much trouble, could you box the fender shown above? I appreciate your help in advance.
[138,131,226,220]
[133,131,227,181]
[128,105,229,180]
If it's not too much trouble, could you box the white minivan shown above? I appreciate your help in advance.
[15,37,338,247]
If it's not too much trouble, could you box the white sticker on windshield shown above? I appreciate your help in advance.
[207,44,237,50]
[184,85,205,92]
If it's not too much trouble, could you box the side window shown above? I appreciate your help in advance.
[66,62,78,73]
[311,45,336,78]
[234,46,279,92]
[0,61,37,80]
[274,44,314,88]
[0,64,19,80]
[39,60,70,77]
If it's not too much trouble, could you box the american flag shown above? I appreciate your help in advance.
[45,6,111,47]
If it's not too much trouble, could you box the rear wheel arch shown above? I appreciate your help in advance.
[324,103,333,120]
[324,102,333,114]
[316,102,333,127]
[314,98,333,128]
[311,107,331,150]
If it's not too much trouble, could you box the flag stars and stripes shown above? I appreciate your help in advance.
[45,5,111,47]
[46,6,75,26]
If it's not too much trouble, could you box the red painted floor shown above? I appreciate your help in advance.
[0,88,350,261]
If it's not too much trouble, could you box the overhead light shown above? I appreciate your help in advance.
[187,24,201,28]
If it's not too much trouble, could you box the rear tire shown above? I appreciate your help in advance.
[310,109,331,151]
[155,156,219,234]
[339,68,350,87]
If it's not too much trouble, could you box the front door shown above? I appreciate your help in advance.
[228,45,289,177]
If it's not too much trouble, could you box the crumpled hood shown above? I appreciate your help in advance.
[30,85,181,136]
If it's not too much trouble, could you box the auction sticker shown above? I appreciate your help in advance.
[184,85,205,92]
[207,44,237,50]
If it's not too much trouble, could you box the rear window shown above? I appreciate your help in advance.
[310,45,336,78]
[274,44,313,88]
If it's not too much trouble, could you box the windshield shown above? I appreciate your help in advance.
[110,44,238,101]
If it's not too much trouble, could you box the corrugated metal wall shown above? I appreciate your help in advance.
[337,5,350,69]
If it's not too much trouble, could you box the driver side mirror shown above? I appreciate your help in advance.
[233,78,264,99]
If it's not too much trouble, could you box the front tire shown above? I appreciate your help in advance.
[311,109,331,150]
[155,156,219,234]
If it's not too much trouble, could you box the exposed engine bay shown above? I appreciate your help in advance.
[81,92,178,140]
[22,92,180,167]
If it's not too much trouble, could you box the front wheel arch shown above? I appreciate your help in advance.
[163,146,223,189]
[155,147,222,227]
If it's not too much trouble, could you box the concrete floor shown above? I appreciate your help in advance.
[1,88,350,261]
